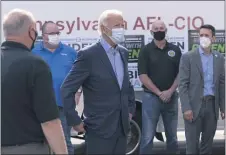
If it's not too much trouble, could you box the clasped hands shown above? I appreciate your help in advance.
[157,89,174,103]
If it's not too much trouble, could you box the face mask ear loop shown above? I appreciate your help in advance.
[165,34,169,41]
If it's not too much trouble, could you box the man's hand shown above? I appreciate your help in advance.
[221,112,225,120]
[73,122,85,133]
[75,92,82,105]
[184,110,193,121]
[159,89,173,103]
[129,113,133,120]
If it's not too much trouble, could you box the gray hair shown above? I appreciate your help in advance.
[3,9,35,37]
[97,9,123,35]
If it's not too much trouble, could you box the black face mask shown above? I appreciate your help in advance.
[29,29,38,50]
[153,31,166,41]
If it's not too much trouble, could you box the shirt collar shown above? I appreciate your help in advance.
[151,40,169,50]
[1,41,30,52]
[100,37,114,52]
[199,46,205,55]
[37,41,63,51]
[198,46,213,56]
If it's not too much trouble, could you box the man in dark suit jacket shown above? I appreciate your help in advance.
[61,9,136,154]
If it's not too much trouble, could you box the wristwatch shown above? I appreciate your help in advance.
[77,88,83,93]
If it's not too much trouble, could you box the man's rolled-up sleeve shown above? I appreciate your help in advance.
[32,59,59,123]
[61,50,90,126]
[178,53,192,113]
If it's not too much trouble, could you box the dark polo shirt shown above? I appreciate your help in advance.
[138,41,182,92]
[1,41,59,146]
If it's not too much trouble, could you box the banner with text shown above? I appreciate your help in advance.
[35,36,99,52]
[121,35,145,90]
[188,30,225,55]
[61,37,98,51]
[148,36,185,53]
[121,35,145,63]
[128,63,142,91]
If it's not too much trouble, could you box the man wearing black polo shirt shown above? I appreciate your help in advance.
[1,9,67,154]
[138,20,182,154]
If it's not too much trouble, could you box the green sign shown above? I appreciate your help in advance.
[188,30,225,55]
[121,35,145,63]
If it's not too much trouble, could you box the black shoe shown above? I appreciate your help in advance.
[155,132,164,142]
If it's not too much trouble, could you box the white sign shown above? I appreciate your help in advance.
[61,37,98,51]
[128,63,143,91]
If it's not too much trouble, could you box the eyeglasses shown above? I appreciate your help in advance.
[43,32,61,35]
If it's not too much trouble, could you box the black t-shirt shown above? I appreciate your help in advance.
[1,41,59,146]
[138,41,182,91]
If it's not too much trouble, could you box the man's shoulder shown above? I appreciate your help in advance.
[167,42,181,53]
[61,43,76,53]
[82,42,100,50]
[8,53,50,74]
[184,48,198,55]
[77,42,100,56]
[213,50,225,59]
[27,53,49,67]
[141,42,154,53]
[180,50,197,61]
[143,42,153,48]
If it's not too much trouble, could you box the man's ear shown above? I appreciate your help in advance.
[150,30,153,36]
[28,25,33,33]
[165,28,168,34]
[212,36,216,42]
[101,25,111,36]
[100,25,105,33]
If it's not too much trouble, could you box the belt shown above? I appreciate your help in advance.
[202,95,215,102]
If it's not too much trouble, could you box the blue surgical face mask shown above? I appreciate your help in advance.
[105,27,125,44]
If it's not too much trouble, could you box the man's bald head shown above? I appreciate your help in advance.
[3,9,36,37]
[3,9,38,49]
[151,20,167,41]
[151,20,167,32]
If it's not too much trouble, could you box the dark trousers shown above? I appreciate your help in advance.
[85,118,127,154]
[184,96,217,154]
[1,142,50,154]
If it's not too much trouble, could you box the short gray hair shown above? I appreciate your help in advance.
[97,9,123,35]
[3,9,35,37]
